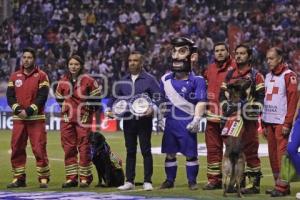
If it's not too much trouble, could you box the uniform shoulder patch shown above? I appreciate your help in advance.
[290,76,297,84]
[15,79,23,87]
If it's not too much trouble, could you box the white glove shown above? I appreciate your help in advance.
[104,108,114,119]
[186,117,201,133]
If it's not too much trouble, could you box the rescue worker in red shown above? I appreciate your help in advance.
[6,47,50,188]
[262,47,298,197]
[220,44,265,194]
[202,42,236,190]
[55,55,101,188]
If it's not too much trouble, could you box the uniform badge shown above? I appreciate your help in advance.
[181,87,187,93]
[290,76,297,84]
[16,74,22,77]
[15,79,23,87]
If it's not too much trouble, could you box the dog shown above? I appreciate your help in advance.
[222,79,249,197]
[88,131,125,187]
[222,136,246,198]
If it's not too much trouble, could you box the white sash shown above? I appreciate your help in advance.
[162,74,195,115]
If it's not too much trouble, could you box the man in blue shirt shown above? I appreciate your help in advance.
[159,37,207,190]
[106,51,160,191]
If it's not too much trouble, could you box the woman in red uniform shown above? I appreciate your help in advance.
[55,55,101,188]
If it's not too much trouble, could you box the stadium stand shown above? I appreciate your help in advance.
[0,0,299,96]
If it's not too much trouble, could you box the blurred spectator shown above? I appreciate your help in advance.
[0,0,299,98]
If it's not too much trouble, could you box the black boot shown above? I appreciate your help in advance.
[62,180,78,188]
[7,179,26,188]
[241,172,262,194]
[202,182,222,190]
[270,189,290,197]
[160,180,174,189]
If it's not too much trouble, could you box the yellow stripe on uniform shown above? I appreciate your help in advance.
[79,163,93,176]
[37,165,50,177]
[8,81,14,87]
[245,166,261,173]
[12,166,25,176]
[12,103,20,111]
[39,81,49,88]
[63,114,69,122]
[13,114,46,120]
[81,111,89,124]
[55,91,64,98]
[208,162,222,167]
[255,83,264,91]
[65,164,78,176]
[206,111,222,122]
[30,104,38,114]
[90,88,101,96]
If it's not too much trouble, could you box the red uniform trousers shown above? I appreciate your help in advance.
[11,120,50,182]
[265,124,289,192]
[242,120,261,173]
[60,121,93,184]
[205,121,224,184]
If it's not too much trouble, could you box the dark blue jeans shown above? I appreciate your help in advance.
[123,117,153,183]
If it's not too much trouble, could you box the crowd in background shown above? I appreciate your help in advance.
[0,0,299,95]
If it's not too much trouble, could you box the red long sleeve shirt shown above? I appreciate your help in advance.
[204,58,236,122]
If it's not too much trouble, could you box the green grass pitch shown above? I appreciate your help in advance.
[0,130,299,199]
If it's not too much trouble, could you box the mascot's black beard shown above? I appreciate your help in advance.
[171,59,191,72]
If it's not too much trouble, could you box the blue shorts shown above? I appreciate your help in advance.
[161,118,198,157]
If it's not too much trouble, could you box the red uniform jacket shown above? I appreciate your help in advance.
[204,58,236,122]
[55,74,101,123]
[271,64,298,128]
[6,66,49,121]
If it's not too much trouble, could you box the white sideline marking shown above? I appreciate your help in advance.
[152,143,270,157]
[7,149,274,170]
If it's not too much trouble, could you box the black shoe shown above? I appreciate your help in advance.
[62,180,78,188]
[7,179,26,188]
[189,182,198,190]
[241,186,260,194]
[202,182,222,190]
[226,185,237,193]
[270,189,290,197]
[79,180,90,188]
[265,188,275,194]
[160,180,174,189]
